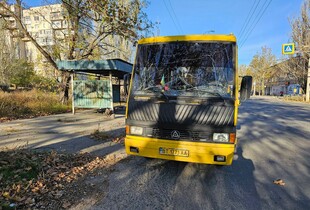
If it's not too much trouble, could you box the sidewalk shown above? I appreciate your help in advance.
[250,95,310,104]
[0,109,126,156]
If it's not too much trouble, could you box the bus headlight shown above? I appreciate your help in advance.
[130,126,143,135]
[213,133,229,142]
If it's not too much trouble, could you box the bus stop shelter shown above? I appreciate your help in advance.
[57,59,132,114]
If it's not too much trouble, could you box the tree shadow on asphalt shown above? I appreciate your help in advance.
[237,97,310,209]
[88,97,310,210]
[27,127,126,157]
[87,145,261,210]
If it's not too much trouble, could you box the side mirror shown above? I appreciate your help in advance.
[124,74,131,95]
[240,76,253,101]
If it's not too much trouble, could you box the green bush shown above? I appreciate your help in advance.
[5,59,59,92]
[31,76,59,92]
[9,59,35,88]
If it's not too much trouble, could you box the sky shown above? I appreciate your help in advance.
[23,0,304,65]
[144,0,304,65]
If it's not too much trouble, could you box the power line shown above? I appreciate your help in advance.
[163,0,182,34]
[238,0,261,43]
[241,0,270,46]
[240,0,273,48]
[167,0,184,34]
[238,0,258,40]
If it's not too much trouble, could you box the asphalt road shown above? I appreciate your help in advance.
[89,96,310,210]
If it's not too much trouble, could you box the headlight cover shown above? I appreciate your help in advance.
[213,133,229,142]
[130,126,143,135]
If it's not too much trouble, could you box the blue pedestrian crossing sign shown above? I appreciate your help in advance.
[282,43,295,55]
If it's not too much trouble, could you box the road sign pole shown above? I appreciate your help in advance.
[306,57,310,102]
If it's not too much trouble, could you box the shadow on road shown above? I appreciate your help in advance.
[0,110,126,157]
[88,97,310,210]
[89,144,261,210]
[30,127,125,157]
[237,97,310,209]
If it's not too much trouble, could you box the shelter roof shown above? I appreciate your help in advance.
[56,59,132,78]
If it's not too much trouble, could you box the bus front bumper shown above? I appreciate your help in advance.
[125,135,236,165]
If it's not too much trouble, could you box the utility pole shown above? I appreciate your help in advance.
[304,29,309,102]
[304,40,309,102]
[306,57,310,102]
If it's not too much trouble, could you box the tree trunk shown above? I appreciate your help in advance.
[262,80,265,96]
[59,71,71,104]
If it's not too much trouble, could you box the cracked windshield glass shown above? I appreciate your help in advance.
[132,42,235,98]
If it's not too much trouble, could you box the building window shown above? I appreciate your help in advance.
[24,16,31,24]
[50,12,61,20]
[25,24,31,30]
[36,37,42,43]
[34,16,40,21]
[46,38,53,45]
[45,29,52,35]
[62,20,67,27]
[52,20,62,29]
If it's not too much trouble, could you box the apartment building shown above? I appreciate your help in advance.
[265,56,307,96]
[4,3,133,77]
[1,3,67,77]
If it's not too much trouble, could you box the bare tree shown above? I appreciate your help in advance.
[290,0,310,100]
[249,46,276,95]
[274,56,308,92]
[0,0,153,103]
[290,0,310,59]
[239,64,253,77]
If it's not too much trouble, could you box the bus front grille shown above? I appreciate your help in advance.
[146,128,211,142]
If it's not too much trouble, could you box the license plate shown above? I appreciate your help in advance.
[159,147,189,157]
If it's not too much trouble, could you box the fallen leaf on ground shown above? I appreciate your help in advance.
[3,191,11,199]
[62,201,71,208]
[273,179,285,186]
[0,149,115,209]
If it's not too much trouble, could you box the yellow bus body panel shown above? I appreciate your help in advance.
[138,34,236,45]
[125,135,236,165]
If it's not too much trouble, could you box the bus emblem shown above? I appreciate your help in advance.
[171,130,181,139]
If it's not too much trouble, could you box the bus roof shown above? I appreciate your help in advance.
[138,34,237,45]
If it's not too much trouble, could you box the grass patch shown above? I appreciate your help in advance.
[0,90,71,121]
[0,154,40,181]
